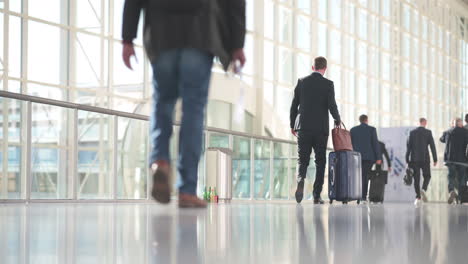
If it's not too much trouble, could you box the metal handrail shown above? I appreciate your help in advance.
[0,90,296,145]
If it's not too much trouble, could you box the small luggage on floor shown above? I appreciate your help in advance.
[368,168,387,203]
[328,151,362,204]
[458,186,468,204]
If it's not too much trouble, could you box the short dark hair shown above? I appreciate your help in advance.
[359,115,368,123]
[465,114,468,123]
[314,56,327,70]
[419,118,427,124]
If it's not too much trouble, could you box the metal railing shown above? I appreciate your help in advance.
[0,91,298,202]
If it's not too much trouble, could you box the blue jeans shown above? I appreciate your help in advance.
[149,48,213,195]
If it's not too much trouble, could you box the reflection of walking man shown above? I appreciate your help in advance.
[440,118,468,204]
[122,0,246,207]
[405,118,437,205]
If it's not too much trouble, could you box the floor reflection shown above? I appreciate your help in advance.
[0,203,467,263]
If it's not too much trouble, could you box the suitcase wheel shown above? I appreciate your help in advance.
[357,200,361,205]
[343,201,348,205]
[330,200,334,204]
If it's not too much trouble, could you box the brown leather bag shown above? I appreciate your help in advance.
[332,123,353,151]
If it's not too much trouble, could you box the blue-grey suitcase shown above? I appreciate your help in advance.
[328,151,362,204]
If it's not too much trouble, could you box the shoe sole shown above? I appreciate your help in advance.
[448,193,456,204]
[151,169,170,204]
[421,192,428,203]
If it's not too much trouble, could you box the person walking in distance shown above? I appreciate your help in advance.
[122,0,246,208]
[290,56,341,204]
[405,118,438,205]
[350,115,382,203]
[440,118,468,204]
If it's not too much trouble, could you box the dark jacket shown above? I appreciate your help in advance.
[122,0,246,69]
[289,72,340,135]
[440,127,468,163]
[405,127,437,163]
[350,123,381,162]
[379,141,391,167]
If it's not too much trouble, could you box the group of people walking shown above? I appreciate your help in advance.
[290,56,468,205]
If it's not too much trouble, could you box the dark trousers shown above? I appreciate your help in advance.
[362,160,374,200]
[411,161,431,198]
[297,131,328,199]
[447,164,467,193]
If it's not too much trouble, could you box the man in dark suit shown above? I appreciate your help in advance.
[350,115,381,202]
[440,118,468,204]
[290,56,341,204]
[405,118,438,205]
[378,141,391,171]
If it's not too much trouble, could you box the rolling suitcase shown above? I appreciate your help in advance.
[368,168,387,203]
[458,186,468,204]
[328,151,362,204]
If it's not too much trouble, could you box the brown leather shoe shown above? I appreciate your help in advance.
[179,193,207,208]
[151,164,171,204]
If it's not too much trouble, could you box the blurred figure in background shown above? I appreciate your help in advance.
[122,0,246,208]
[405,118,437,205]
[440,118,468,204]
[350,115,382,203]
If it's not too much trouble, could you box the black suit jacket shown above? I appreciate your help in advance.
[405,127,437,163]
[379,141,391,167]
[440,127,468,163]
[289,72,340,135]
[350,123,381,161]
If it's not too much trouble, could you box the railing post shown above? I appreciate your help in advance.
[250,138,254,200]
[71,109,78,200]
[113,116,118,200]
[269,141,274,200]
[25,101,32,201]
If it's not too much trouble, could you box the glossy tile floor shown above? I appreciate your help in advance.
[1,202,468,264]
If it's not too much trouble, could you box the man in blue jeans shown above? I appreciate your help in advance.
[122,1,246,208]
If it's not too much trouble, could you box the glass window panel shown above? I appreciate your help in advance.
[318,0,327,21]
[276,85,292,123]
[264,0,274,39]
[31,104,72,199]
[27,84,64,101]
[208,133,229,148]
[4,146,22,199]
[29,0,63,24]
[330,0,342,28]
[358,75,367,105]
[369,47,378,77]
[329,67,341,99]
[402,91,410,116]
[78,112,113,199]
[402,33,410,59]
[28,22,67,86]
[9,15,21,78]
[254,140,271,199]
[402,4,411,32]
[346,3,355,34]
[369,79,379,109]
[296,15,310,51]
[264,41,275,81]
[10,1,22,13]
[421,43,428,67]
[206,101,231,130]
[296,53,310,79]
[347,71,355,103]
[421,71,428,95]
[76,0,103,34]
[232,136,251,199]
[279,7,292,45]
[243,34,254,75]
[381,53,391,81]
[402,62,410,89]
[412,38,419,64]
[246,0,254,31]
[8,80,21,94]
[346,36,355,68]
[358,0,367,7]
[358,9,367,40]
[318,23,327,56]
[6,99,23,144]
[273,143,289,199]
[381,0,392,19]
[330,29,341,63]
[422,16,428,40]
[117,117,148,199]
[358,42,367,73]
[412,10,419,36]
[279,48,293,84]
[74,32,107,89]
[264,82,274,106]
[297,0,311,14]
[381,83,390,112]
